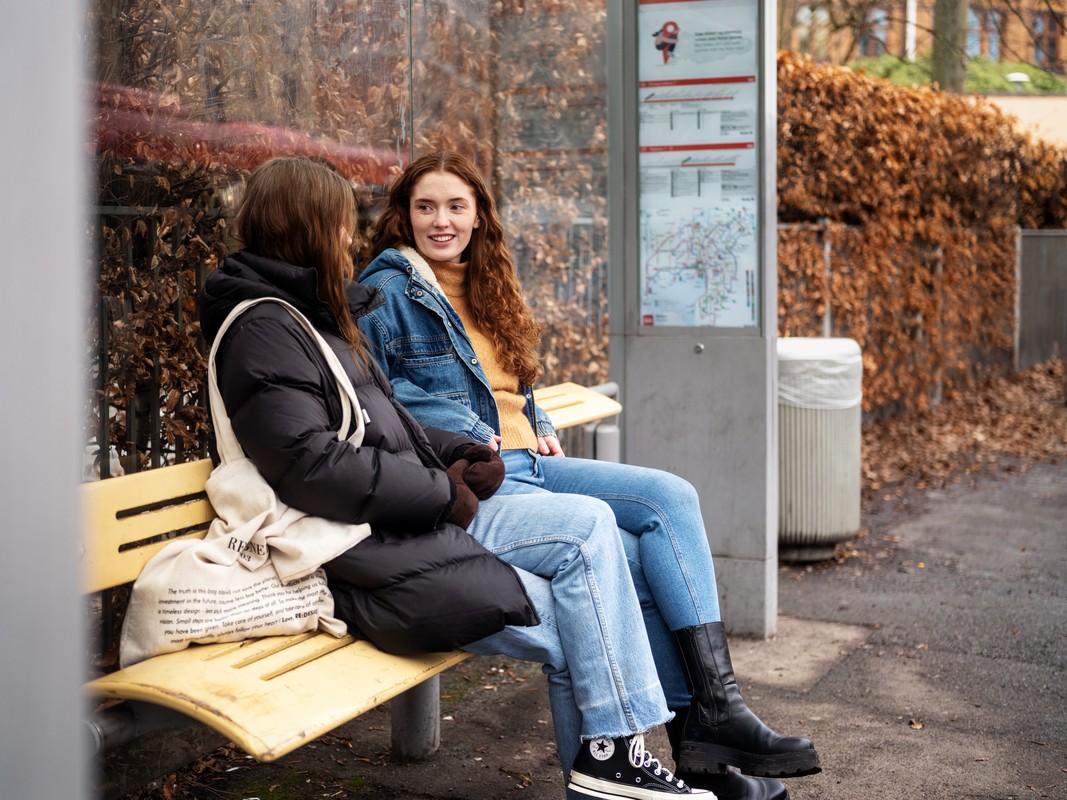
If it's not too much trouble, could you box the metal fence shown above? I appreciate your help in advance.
[1016,229,1067,371]
[777,220,1028,414]
[88,205,215,480]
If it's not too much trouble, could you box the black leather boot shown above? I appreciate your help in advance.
[666,717,789,800]
[671,622,820,778]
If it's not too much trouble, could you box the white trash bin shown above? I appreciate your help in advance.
[777,337,863,561]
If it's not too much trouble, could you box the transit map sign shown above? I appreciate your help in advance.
[638,0,760,328]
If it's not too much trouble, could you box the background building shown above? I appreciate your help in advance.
[779,0,1064,71]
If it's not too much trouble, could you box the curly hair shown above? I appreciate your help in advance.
[236,157,369,367]
[367,151,542,386]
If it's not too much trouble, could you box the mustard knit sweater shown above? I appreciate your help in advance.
[428,259,539,451]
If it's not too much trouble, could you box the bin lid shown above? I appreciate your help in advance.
[777,337,862,409]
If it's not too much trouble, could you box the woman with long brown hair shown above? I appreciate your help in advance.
[359,151,818,800]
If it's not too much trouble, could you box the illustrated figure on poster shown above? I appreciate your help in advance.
[653,21,679,63]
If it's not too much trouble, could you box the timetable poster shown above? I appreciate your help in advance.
[638,0,760,328]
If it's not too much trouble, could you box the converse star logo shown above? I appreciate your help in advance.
[589,737,615,761]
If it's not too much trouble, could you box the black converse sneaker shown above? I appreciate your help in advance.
[568,734,713,799]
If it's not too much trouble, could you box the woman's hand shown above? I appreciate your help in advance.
[487,435,502,452]
[537,435,564,457]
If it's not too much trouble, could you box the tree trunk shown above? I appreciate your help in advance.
[932,0,969,92]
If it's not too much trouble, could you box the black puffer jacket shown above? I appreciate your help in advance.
[199,250,470,533]
[198,251,538,653]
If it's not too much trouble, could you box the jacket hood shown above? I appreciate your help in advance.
[200,250,382,344]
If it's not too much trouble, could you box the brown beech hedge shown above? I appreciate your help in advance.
[777,52,1066,412]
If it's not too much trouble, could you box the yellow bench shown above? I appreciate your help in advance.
[84,381,621,766]
[533,381,622,431]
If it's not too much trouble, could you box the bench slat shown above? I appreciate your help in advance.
[533,382,621,430]
[82,459,215,593]
[88,632,469,761]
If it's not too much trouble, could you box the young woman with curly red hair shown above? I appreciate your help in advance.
[358,151,818,800]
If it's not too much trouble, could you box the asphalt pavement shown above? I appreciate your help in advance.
[114,459,1067,800]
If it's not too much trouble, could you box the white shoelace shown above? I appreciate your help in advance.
[628,733,687,789]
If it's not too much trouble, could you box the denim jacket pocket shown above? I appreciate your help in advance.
[395,340,465,397]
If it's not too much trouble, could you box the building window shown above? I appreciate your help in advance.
[795,4,831,61]
[967,8,981,57]
[967,7,1003,61]
[987,10,1001,61]
[1034,11,1062,71]
[858,7,888,58]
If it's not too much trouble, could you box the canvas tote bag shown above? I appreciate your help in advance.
[120,298,373,667]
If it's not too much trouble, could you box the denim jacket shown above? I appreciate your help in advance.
[358,246,556,446]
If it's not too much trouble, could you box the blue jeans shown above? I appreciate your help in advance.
[461,489,671,788]
[497,449,722,712]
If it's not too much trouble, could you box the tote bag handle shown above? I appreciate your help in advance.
[206,297,365,466]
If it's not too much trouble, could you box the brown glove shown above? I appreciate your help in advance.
[443,460,479,529]
[459,444,498,464]
[462,456,505,500]
[448,446,506,500]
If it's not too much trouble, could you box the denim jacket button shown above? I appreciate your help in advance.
[415,290,424,297]
[470,357,478,364]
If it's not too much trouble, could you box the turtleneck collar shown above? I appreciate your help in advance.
[425,258,468,299]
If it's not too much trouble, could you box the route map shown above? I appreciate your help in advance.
[640,206,756,327]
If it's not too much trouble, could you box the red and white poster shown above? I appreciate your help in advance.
[638,0,760,328]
